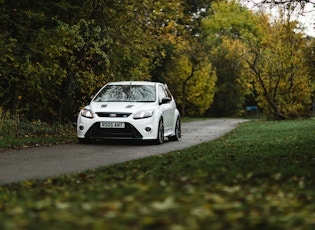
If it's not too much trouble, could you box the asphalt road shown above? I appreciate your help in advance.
[0,119,248,185]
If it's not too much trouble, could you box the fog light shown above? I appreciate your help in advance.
[79,125,84,130]
[145,127,152,132]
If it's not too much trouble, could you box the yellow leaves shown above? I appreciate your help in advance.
[150,197,177,211]
[190,204,214,218]
[160,20,177,35]
[8,206,24,216]
[101,201,123,218]
[163,35,217,115]
[222,185,241,194]
[247,13,312,118]
[33,199,53,210]
[55,202,71,210]
[22,180,33,188]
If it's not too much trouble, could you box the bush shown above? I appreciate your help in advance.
[0,108,74,139]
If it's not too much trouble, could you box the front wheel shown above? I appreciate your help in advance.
[154,118,164,144]
[169,117,181,141]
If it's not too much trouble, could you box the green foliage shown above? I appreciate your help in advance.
[202,1,259,43]
[201,1,257,117]
[0,0,190,121]
[206,37,252,116]
[0,32,19,112]
[32,19,110,119]
[0,119,314,229]
[0,108,75,148]
[0,0,314,121]
[161,39,217,116]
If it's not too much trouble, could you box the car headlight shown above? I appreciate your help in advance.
[81,108,94,118]
[133,110,154,119]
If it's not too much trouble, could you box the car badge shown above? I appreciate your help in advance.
[101,104,107,108]
[109,114,117,117]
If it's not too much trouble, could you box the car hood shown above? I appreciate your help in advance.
[89,101,157,113]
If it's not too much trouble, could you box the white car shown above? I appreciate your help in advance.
[77,81,181,144]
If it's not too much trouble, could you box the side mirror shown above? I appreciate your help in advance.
[160,97,171,104]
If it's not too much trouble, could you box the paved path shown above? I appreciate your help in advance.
[0,119,249,185]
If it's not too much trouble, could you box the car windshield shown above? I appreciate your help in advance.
[94,85,156,102]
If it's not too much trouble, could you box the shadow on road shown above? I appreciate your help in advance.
[78,139,172,146]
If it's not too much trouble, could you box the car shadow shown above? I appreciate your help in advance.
[78,139,171,146]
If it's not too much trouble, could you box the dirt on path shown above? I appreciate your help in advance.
[0,119,249,185]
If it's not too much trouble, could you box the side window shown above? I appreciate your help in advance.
[158,85,168,101]
[165,88,172,99]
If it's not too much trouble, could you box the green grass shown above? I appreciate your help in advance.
[0,119,314,229]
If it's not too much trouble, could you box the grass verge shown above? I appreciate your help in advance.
[0,119,314,229]
[0,122,76,150]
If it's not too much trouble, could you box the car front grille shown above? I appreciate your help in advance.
[85,122,143,140]
[96,112,132,118]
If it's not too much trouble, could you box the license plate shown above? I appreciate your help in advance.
[100,122,125,128]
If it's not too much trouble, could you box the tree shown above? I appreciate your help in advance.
[148,0,217,117]
[206,37,251,116]
[242,0,315,37]
[201,0,257,117]
[246,12,312,119]
[0,0,186,121]
[161,37,217,117]
[247,0,314,7]
[0,32,19,114]
[305,38,315,111]
[30,19,110,121]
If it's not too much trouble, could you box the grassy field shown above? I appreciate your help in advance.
[0,119,314,229]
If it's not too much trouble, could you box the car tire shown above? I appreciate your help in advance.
[155,118,164,144]
[169,117,181,141]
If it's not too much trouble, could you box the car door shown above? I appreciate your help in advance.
[158,84,174,133]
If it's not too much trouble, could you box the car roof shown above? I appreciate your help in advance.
[106,81,160,86]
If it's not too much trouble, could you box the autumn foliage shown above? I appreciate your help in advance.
[0,0,314,122]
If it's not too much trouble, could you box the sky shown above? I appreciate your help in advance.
[240,0,315,37]
[296,3,315,36]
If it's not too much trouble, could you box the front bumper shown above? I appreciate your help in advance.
[77,115,159,140]
[84,122,143,140]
